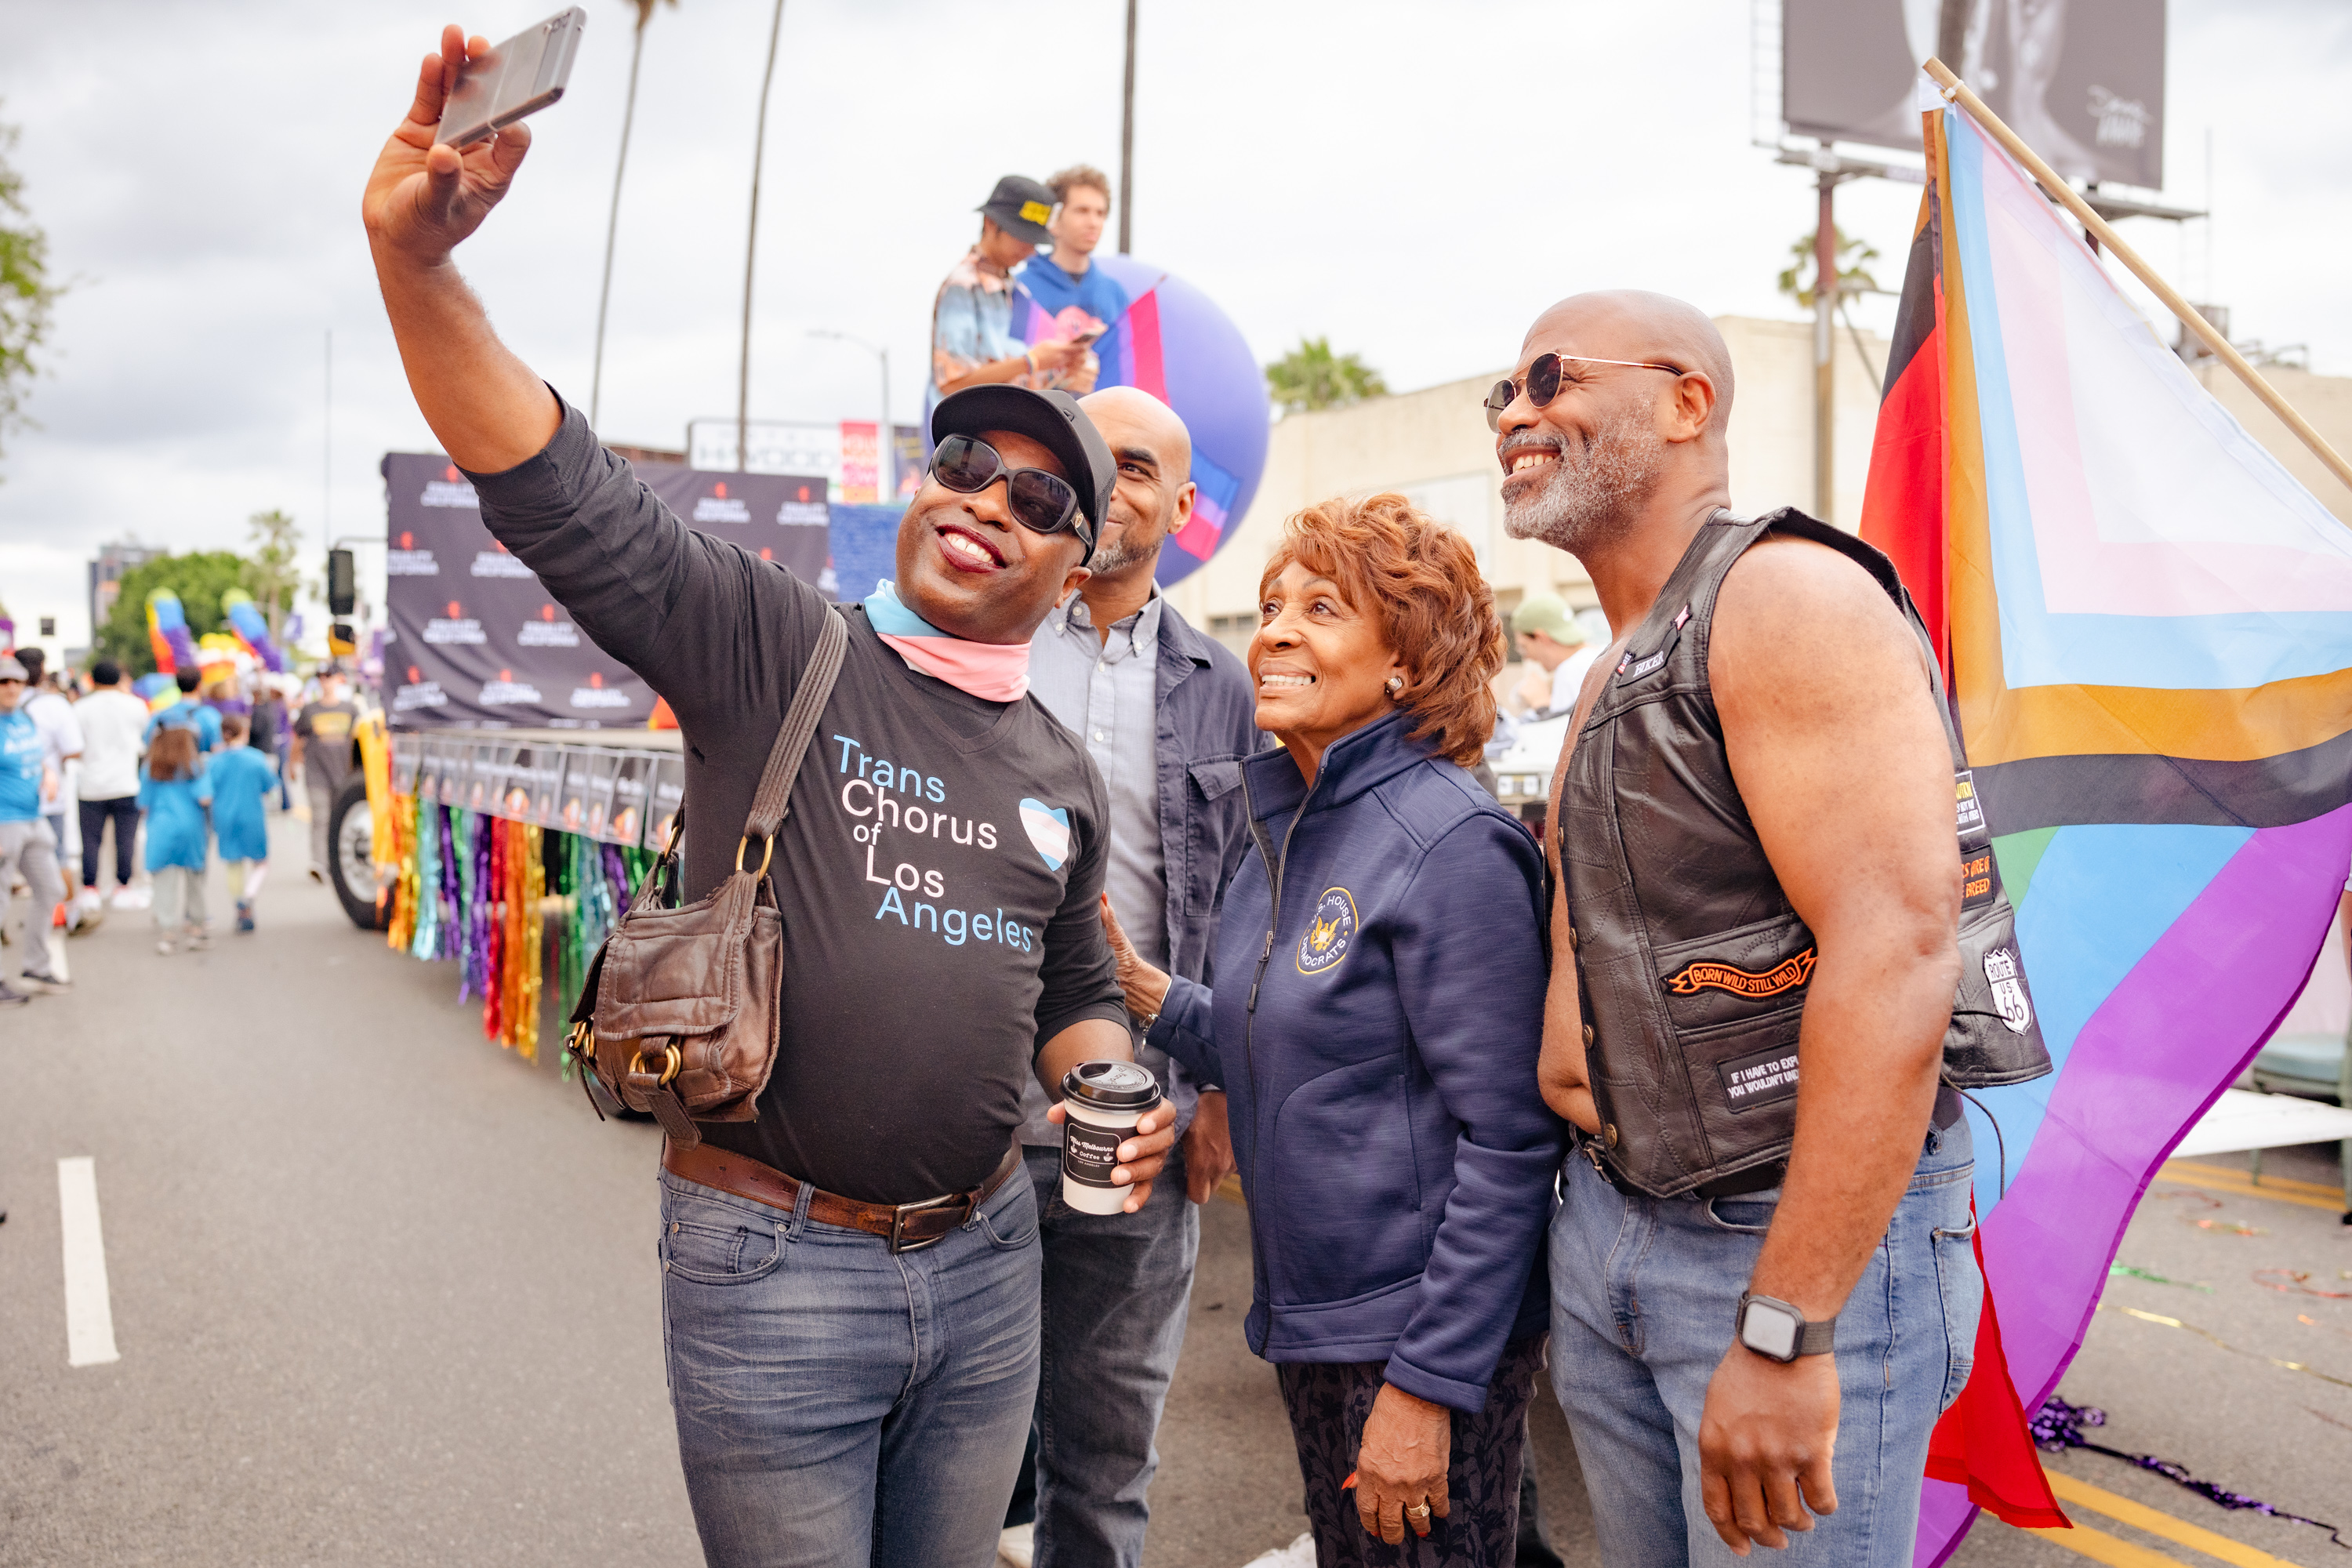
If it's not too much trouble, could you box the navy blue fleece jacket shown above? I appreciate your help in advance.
[1148,712,1560,1411]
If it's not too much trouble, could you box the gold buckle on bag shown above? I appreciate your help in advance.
[735,834,775,877]
[630,1044,683,1087]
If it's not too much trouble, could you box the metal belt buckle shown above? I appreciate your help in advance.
[887,1192,967,1254]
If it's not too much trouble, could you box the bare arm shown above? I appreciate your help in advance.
[1716,537,1957,1327]
[361,25,561,473]
[1696,535,1961,1555]
[936,339,1087,398]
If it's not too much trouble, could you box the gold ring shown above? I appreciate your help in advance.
[1406,1503,1432,1519]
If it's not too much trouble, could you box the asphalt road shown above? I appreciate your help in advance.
[5,809,2349,1566]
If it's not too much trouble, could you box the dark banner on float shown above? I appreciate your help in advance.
[379,453,829,730]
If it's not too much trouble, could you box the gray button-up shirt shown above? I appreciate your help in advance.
[1022,588,1184,1143]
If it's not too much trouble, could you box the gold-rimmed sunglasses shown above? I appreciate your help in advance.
[1484,352,1684,432]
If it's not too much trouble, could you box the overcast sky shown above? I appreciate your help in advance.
[2,0,2347,648]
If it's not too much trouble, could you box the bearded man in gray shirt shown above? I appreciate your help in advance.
[1011,387,1261,1567]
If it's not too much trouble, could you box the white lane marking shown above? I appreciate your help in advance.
[57,1157,120,1367]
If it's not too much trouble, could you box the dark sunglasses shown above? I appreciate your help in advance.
[1483,352,1684,432]
[928,434,1095,561]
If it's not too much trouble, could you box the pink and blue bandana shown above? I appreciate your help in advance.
[864,580,1032,703]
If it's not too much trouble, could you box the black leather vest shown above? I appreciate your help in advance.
[1561,509,2051,1199]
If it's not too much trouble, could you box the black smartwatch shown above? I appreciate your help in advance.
[1736,1292,1835,1363]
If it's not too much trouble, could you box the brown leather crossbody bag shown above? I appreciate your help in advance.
[564,608,848,1147]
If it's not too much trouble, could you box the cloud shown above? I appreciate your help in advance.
[2,0,2345,620]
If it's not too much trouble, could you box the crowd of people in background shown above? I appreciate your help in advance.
[0,652,368,997]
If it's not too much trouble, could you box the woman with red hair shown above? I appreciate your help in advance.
[1103,495,1560,1564]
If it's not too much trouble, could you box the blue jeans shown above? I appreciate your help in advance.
[1547,1120,1979,1568]
[659,1166,1043,1568]
[1022,1143,1199,1568]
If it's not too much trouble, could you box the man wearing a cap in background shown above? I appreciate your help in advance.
[0,654,72,1004]
[931,174,1097,417]
[1014,165,1129,399]
[1509,593,1598,720]
[361,32,1176,1562]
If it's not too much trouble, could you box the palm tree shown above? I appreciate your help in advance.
[1265,337,1388,416]
[590,0,677,430]
[1778,225,1885,383]
[738,0,786,472]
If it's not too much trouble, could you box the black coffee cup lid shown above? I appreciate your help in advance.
[1062,1059,1160,1110]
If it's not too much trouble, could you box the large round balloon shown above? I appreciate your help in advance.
[1013,255,1269,588]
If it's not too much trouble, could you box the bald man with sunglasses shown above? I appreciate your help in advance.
[363,29,1179,1566]
[1499,292,2005,1566]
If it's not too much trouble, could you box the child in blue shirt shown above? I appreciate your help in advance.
[137,726,212,954]
[209,714,278,933]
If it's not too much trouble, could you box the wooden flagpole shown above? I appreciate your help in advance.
[1924,56,2352,506]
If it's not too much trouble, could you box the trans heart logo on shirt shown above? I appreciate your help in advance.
[1018,798,1071,871]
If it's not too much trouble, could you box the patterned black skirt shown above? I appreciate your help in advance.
[1276,1334,1547,1568]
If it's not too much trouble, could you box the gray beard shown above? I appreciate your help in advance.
[1086,510,1168,579]
[1501,405,1668,557]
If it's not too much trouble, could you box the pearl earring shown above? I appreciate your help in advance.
[1385,675,1405,697]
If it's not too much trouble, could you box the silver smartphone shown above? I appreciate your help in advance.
[435,8,589,149]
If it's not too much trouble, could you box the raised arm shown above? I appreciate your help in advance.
[361,24,561,473]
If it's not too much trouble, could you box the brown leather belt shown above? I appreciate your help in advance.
[662,1138,1024,1254]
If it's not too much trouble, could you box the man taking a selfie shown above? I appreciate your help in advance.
[362,29,1173,1566]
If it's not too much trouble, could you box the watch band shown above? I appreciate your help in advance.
[1737,1291,1836,1361]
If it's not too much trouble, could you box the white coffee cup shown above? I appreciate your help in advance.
[1060,1060,1161,1215]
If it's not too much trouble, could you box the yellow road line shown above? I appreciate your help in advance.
[2045,1469,2310,1568]
[2024,1519,2194,1567]
[2154,1167,2345,1214]
[2163,1162,2341,1200]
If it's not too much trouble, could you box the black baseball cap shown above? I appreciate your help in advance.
[978,174,1057,246]
[931,384,1116,557]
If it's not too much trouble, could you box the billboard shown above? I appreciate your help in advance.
[1784,0,2164,188]
[380,453,829,730]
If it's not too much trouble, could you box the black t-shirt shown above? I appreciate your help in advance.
[466,403,1125,1203]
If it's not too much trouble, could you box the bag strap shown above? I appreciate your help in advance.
[742,607,850,851]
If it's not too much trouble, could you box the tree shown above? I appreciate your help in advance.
[94,551,251,677]
[590,0,679,427]
[1,105,67,476]
[245,508,303,644]
[1265,336,1388,416]
[1776,224,1882,306]
[1779,224,1885,383]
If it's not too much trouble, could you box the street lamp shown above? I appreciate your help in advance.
[808,329,893,503]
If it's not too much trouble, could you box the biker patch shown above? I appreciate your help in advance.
[1984,946,2034,1033]
[1615,604,1690,683]
[1666,948,1816,1000]
[1961,848,1997,911]
[1719,1043,1800,1112]
[1955,769,1985,838]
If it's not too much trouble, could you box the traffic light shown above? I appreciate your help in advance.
[328,548,357,616]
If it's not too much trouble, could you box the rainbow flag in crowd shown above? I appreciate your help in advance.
[1010,254,1243,578]
[1860,90,2352,1563]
